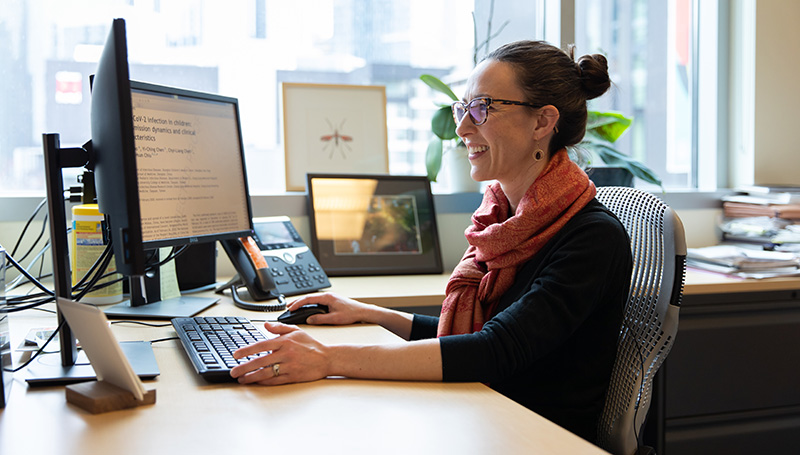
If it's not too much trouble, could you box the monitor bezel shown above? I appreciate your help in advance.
[90,18,144,278]
[128,79,255,251]
[91,18,254,279]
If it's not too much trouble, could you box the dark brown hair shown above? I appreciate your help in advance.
[485,40,611,154]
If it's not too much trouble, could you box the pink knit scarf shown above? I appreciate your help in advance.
[437,149,597,337]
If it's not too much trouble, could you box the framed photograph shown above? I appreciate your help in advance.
[282,83,389,192]
[306,174,443,276]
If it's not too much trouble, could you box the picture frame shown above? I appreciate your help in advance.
[282,83,389,192]
[306,174,443,276]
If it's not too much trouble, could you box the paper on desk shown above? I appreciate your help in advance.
[687,245,800,271]
[159,247,181,300]
[17,327,59,352]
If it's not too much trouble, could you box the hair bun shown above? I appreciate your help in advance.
[576,53,611,100]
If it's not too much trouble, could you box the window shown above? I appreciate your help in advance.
[0,0,474,195]
[574,0,723,190]
[0,0,723,196]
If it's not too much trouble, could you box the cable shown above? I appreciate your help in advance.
[7,292,50,305]
[4,253,54,297]
[75,273,125,293]
[32,306,56,314]
[9,212,49,269]
[70,243,112,294]
[149,336,179,344]
[144,245,189,270]
[109,320,171,328]
[7,243,111,312]
[7,197,47,262]
[70,242,113,298]
[1,297,54,313]
[2,319,64,373]
[72,245,115,302]
[6,241,51,292]
[230,283,287,312]
[6,231,191,316]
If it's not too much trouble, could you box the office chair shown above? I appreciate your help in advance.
[594,186,687,455]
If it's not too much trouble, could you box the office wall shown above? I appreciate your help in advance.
[0,201,719,283]
[211,207,719,277]
[752,0,800,185]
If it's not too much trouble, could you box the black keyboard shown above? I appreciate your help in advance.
[172,316,272,382]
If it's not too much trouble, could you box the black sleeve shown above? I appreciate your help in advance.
[438,211,631,383]
[409,314,439,340]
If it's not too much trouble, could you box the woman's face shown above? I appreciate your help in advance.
[456,59,541,188]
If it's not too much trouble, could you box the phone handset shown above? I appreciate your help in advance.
[239,236,271,286]
[227,236,287,311]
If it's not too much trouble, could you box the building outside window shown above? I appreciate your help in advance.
[0,0,716,196]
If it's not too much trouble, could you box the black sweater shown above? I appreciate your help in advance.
[409,199,632,443]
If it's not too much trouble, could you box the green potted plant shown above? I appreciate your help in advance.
[580,111,663,189]
[419,77,663,189]
[420,2,507,187]
[419,74,462,183]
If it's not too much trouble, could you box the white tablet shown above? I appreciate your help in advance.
[56,298,146,401]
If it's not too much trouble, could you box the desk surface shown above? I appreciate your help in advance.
[332,268,800,306]
[0,294,606,455]
[6,266,795,453]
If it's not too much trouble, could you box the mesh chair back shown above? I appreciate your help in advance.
[595,187,687,455]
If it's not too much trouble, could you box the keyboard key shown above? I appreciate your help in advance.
[172,316,274,383]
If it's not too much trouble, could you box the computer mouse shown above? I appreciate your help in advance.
[277,303,329,324]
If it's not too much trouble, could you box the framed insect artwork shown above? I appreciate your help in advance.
[281,83,389,192]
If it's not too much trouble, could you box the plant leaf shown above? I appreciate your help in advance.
[586,111,632,143]
[431,106,458,140]
[425,137,444,182]
[420,74,459,101]
[582,140,663,188]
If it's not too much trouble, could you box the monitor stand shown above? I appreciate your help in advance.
[35,133,163,386]
[103,273,218,319]
[104,295,218,319]
[24,340,159,386]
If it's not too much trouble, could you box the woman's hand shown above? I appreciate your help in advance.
[230,321,444,385]
[285,292,377,325]
[230,322,330,385]
[286,292,416,341]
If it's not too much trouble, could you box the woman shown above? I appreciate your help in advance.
[231,40,632,444]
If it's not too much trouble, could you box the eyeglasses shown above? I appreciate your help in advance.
[451,97,543,126]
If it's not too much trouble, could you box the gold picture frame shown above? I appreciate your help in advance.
[281,83,389,192]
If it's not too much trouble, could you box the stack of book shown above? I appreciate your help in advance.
[687,244,800,278]
[723,185,800,219]
[720,185,800,245]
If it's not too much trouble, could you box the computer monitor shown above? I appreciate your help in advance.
[98,79,255,318]
[90,18,142,279]
[90,20,254,318]
[31,18,253,384]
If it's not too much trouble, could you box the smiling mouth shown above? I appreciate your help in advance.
[468,145,489,159]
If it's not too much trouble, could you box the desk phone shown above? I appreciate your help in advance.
[220,216,330,310]
[251,216,330,295]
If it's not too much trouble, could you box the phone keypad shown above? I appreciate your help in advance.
[267,257,328,291]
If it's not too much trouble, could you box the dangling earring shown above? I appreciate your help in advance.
[533,141,544,161]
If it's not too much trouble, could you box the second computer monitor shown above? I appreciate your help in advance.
[129,81,253,249]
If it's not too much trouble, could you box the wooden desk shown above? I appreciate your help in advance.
[338,270,800,453]
[332,269,800,305]
[683,268,800,295]
[0,294,606,455]
[329,273,451,308]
